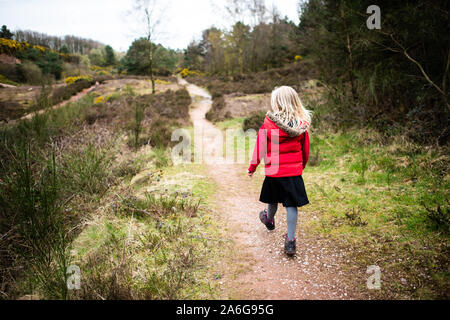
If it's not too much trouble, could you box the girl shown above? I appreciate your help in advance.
[248,86,311,256]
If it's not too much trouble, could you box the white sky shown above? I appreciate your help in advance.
[0,0,300,52]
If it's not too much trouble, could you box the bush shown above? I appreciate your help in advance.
[136,88,191,120]
[84,104,107,125]
[62,62,80,78]
[0,100,25,120]
[0,74,19,86]
[243,111,266,131]
[50,79,94,105]
[180,68,204,78]
[17,60,43,84]
[205,96,226,122]
[0,61,20,82]
[149,117,178,148]
[65,75,92,85]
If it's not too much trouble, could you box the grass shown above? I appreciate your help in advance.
[69,161,219,299]
[0,78,212,300]
[301,129,449,299]
[0,74,20,86]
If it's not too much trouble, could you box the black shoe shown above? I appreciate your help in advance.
[259,209,275,230]
[284,235,296,256]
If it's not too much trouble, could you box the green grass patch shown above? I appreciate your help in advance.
[302,128,449,298]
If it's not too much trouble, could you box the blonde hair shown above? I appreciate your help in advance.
[270,86,312,128]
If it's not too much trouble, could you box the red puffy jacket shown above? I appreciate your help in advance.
[248,112,310,177]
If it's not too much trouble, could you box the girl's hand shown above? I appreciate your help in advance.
[247,171,254,178]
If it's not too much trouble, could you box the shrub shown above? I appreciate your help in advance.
[84,104,107,125]
[243,111,266,131]
[50,79,94,105]
[148,117,178,148]
[0,100,25,120]
[0,74,19,86]
[179,68,204,78]
[154,79,171,85]
[64,75,92,85]
[150,147,171,168]
[94,96,105,104]
[61,144,113,195]
[0,61,20,83]
[136,88,191,120]
[17,60,43,84]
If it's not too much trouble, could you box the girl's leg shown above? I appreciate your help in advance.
[286,207,298,241]
[267,203,278,221]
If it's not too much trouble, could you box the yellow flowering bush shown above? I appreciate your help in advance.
[96,70,110,76]
[33,45,46,53]
[179,68,204,78]
[294,55,303,61]
[106,92,121,102]
[64,75,92,85]
[90,65,112,76]
[0,37,76,60]
[94,96,105,104]
[154,79,171,85]
[0,38,28,55]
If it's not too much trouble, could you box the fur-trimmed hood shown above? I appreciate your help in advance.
[266,111,310,137]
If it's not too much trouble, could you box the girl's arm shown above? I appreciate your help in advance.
[301,131,310,169]
[248,123,267,173]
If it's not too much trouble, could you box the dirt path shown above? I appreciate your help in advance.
[180,78,364,300]
[18,84,98,122]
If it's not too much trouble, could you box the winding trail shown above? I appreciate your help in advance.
[179,78,363,300]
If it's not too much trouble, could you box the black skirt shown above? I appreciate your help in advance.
[259,175,309,207]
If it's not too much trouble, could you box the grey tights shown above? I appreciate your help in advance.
[267,203,298,241]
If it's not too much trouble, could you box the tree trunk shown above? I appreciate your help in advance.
[149,42,155,94]
[340,2,357,102]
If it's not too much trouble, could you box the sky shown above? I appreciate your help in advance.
[0,0,300,52]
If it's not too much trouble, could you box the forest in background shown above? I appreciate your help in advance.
[4,0,447,144]
[182,0,449,145]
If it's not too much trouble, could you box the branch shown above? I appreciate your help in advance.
[373,31,449,105]
[403,47,446,97]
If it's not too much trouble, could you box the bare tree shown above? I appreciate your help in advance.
[246,0,267,26]
[224,0,248,24]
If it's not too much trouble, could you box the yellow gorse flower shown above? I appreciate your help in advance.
[179,68,204,78]
[94,96,105,104]
[0,37,76,59]
[154,79,171,85]
[64,75,92,85]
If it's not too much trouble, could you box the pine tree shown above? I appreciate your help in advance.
[0,25,13,39]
